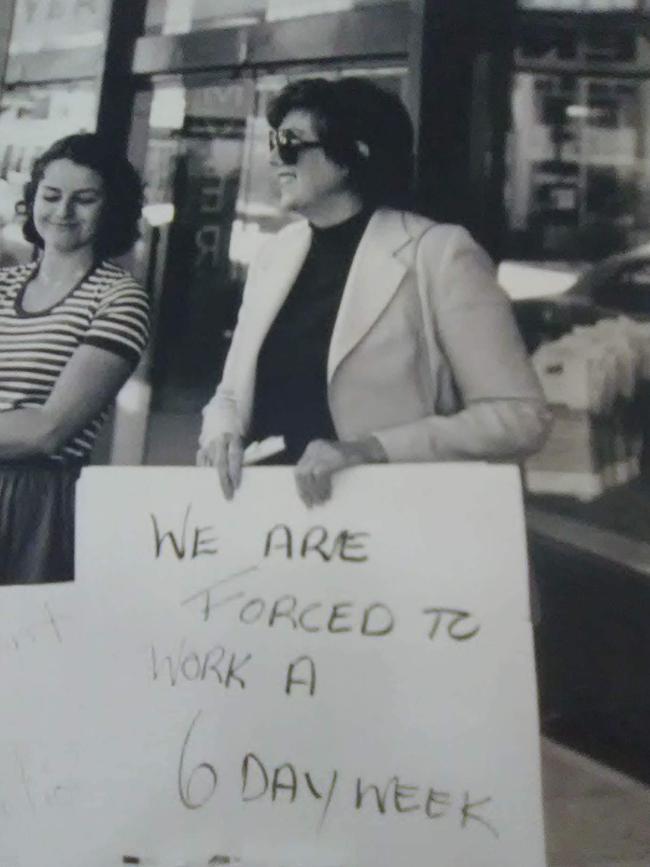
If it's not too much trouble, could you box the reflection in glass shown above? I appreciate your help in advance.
[0,82,98,265]
[506,70,649,262]
[8,0,110,53]
[140,79,253,426]
[144,0,408,34]
[518,0,637,10]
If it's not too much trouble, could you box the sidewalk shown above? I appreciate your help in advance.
[543,738,650,866]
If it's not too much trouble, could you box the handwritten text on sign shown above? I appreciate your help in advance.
[0,465,546,867]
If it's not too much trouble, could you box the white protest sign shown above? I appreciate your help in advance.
[0,465,546,867]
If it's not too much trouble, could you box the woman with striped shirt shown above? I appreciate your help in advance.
[0,133,150,583]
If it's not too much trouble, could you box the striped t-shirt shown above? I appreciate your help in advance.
[0,260,150,463]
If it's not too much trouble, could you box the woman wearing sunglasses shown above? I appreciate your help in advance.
[197,77,550,505]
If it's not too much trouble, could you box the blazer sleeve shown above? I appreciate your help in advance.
[372,226,552,462]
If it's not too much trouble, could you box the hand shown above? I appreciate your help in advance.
[294,437,387,507]
[197,433,244,500]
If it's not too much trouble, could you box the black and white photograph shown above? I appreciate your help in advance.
[0,0,649,865]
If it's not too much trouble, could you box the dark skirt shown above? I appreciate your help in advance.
[0,461,81,584]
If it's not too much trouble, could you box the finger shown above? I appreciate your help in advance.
[312,467,333,504]
[197,442,218,467]
[216,437,235,500]
[295,447,314,507]
[304,465,330,505]
[228,437,244,491]
[294,463,316,508]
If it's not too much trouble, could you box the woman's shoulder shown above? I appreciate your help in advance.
[365,209,482,267]
[84,261,150,322]
[92,259,142,284]
[90,260,147,296]
[377,208,474,247]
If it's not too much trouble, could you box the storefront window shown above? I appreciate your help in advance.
[0,81,98,265]
[519,0,638,10]
[8,0,111,54]
[507,29,650,261]
[518,21,639,64]
[137,76,254,424]
[144,0,408,35]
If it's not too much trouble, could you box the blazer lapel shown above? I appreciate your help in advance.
[327,209,411,383]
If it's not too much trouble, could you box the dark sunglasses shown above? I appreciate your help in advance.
[268,128,323,166]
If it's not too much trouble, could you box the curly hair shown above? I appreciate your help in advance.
[267,77,414,210]
[21,133,143,258]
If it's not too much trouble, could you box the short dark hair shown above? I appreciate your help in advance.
[267,77,414,210]
[21,133,143,258]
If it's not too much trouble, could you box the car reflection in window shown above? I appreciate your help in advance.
[599,261,650,316]
[513,252,650,352]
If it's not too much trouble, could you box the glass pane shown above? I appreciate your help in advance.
[145,0,267,34]
[518,23,639,64]
[8,0,111,53]
[138,77,254,435]
[583,29,636,63]
[0,81,98,265]
[265,0,409,20]
[506,69,650,262]
[145,0,408,35]
[519,25,578,62]
[596,261,650,313]
[518,0,637,10]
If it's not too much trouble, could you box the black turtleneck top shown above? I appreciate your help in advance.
[247,208,372,464]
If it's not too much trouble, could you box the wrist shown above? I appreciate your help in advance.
[351,435,388,465]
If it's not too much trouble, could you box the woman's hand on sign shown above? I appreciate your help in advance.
[197,432,243,500]
[295,436,387,507]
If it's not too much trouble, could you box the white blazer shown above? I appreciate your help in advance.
[200,209,550,462]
